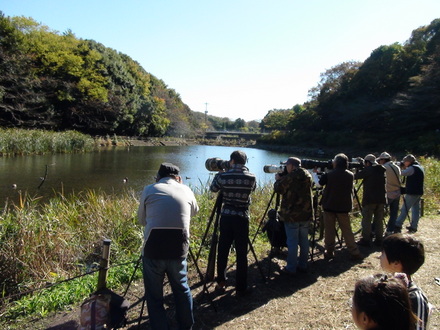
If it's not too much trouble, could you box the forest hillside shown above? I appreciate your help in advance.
[1,13,440,154]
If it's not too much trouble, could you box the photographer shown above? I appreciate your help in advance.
[377,152,402,235]
[137,163,199,330]
[394,154,425,233]
[273,157,314,275]
[210,150,256,295]
[319,153,362,260]
[354,154,387,247]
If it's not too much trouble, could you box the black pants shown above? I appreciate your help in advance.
[216,215,249,292]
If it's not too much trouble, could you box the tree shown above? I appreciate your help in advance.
[260,109,292,132]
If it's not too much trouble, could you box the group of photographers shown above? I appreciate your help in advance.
[136,149,425,329]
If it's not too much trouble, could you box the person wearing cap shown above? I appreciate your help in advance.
[210,150,256,296]
[273,157,314,275]
[394,154,425,233]
[138,162,199,329]
[354,154,387,247]
[318,153,363,260]
[377,152,402,234]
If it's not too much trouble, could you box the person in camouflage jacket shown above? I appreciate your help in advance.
[274,157,314,275]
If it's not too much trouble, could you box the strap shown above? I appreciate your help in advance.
[275,193,280,211]
[389,163,403,187]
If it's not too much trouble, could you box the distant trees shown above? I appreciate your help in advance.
[259,19,440,155]
[0,13,199,137]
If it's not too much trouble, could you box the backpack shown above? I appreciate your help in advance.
[79,288,130,329]
[262,209,287,248]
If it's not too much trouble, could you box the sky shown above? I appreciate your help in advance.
[2,1,440,121]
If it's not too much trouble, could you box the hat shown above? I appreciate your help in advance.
[283,157,301,167]
[377,152,391,160]
[364,154,377,165]
[402,154,416,163]
[158,162,180,178]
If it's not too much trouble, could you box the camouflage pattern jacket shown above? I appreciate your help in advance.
[273,167,314,223]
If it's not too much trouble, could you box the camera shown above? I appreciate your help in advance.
[263,158,363,173]
[302,158,363,170]
[301,159,334,170]
[205,157,231,172]
[263,165,286,174]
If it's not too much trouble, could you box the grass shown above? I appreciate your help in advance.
[0,157,439,325]
[0,128,97,156]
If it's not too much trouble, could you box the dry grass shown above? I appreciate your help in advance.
[29,214,440,330]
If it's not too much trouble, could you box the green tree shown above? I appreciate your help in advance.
[260,109,293,132]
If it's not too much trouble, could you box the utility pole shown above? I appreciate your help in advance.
[204,103,208,139]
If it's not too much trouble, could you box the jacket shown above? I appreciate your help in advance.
[354,164,387,206]
[319,167,354,213]
[274,167,314,223]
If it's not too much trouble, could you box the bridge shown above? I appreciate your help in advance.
[204,131,266,140]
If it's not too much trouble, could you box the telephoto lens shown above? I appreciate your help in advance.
[205,157,231,171]
[263,165,286,173]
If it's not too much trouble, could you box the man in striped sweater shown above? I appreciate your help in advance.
[210,150,256,296]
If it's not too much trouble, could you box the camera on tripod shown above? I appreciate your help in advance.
[205,157,231,172]
[263,165,286,174]
[264,158,363,173]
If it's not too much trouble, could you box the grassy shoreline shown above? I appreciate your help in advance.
[0,129,439,323]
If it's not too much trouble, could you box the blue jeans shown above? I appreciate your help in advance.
[386,197,400,232]
[395,194,422,230]
[284,221,310,272]
[142,257,194,330]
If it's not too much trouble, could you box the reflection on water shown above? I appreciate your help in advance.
[0,145,318,203]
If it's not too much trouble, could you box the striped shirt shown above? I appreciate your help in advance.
[408,281,430,330]
[210,164,256,219]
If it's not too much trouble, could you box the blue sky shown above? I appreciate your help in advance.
[2,1,440,121]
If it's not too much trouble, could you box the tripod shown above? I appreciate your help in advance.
[196,192,266,293]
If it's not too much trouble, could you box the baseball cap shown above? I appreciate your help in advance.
[282,157,301,167]
[157,162,180,178]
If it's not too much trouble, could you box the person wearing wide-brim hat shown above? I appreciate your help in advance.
[377,152,402,235]
[394,154,425,233]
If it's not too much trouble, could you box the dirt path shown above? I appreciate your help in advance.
[28,215,440,329]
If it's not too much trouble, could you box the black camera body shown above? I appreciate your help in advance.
[263,158,363,173]
[205,157,231,172]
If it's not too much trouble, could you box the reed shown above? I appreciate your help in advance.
[0,129,97,156]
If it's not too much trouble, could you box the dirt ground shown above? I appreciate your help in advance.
[23,215,440,330]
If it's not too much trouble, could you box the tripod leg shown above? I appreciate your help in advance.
[251,191,276,244]
[188,246,217,312]
[335,224,343,248]
[195,194,222,262]
[137,298,146,329]
[248,236,267,283]
[124,255,142,297]
[188,246,205,283]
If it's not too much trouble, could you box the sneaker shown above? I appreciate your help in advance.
[394,227,402,233]
[406,226,417,233]
[356,239,371,247]
[384,231,393,237]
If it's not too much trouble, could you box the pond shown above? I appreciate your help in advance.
[0,145,323,204]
